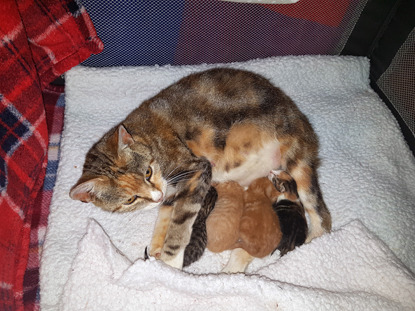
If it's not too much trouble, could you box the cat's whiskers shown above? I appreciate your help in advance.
[164,166,180,179]
[166,178,194,187]
[167,170,198,182]
[166,171,198,186]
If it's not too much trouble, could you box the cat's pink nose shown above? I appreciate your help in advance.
[151,191,163,203]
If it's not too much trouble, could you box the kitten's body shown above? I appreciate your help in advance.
[207,178,282,258]
[208,172,307,273]
[270,170,308,256]
[70,68,331,268]
[206,181,245,253]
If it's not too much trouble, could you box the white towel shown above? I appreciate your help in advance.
[60,219,415,311]
[40,55,415,310]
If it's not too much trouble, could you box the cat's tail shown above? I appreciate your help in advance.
[273,200,308,256]
[183,186,218,267]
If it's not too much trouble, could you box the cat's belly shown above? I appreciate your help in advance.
[212,140,281,187]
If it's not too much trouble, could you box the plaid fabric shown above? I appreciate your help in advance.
[0,1,102,310]
[23,86,65,311]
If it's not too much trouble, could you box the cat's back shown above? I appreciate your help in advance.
[146,67,292,123]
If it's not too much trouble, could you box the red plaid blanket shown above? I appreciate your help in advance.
[0,1,102,310]
[23,85,65,311]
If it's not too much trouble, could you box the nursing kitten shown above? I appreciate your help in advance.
[70,68,331,269]
[206,178,282,258]
[207,171,307,273]
[206,181,245,253]
[269,170,308,256]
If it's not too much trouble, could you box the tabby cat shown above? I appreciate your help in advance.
[70,68,331,269]
[147,170,306,271]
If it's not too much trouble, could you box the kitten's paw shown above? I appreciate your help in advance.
[160,248,185,269]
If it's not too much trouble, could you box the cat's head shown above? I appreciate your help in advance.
[70,125,167,212]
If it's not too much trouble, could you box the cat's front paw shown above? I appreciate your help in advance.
[148,245,162,260]
[160,248,185,269]
[305,226,326,243]
[149,236,165,259]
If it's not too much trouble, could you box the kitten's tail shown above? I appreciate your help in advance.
[273,200,308,256]
[183,186,218,267]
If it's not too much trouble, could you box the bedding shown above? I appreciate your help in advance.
[40,55,415,310]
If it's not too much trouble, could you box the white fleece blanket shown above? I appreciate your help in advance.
[40,56,415,310]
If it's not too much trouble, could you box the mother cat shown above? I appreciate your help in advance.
[70,68,331,268]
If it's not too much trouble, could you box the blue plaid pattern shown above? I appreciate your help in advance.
[0,102,32,190]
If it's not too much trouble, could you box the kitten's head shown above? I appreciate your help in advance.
[268,170,299,202]
[70,125,166,212]
[246,177,281,202]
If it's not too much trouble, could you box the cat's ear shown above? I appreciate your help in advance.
[69,177,106,203]
[118,125,134,153]
[107,125,135,156]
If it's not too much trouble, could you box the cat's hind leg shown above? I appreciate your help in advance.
[286,161,331,242]
[222,248,254,273]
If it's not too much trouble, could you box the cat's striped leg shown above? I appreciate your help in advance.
[288,161,331,242]
[161,200,203,268]
[160,160,212,269]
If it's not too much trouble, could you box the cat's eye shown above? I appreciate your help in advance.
[124,195,139,205]
[145,167,152,181]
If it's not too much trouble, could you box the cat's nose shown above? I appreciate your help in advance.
[151,191,163,203]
